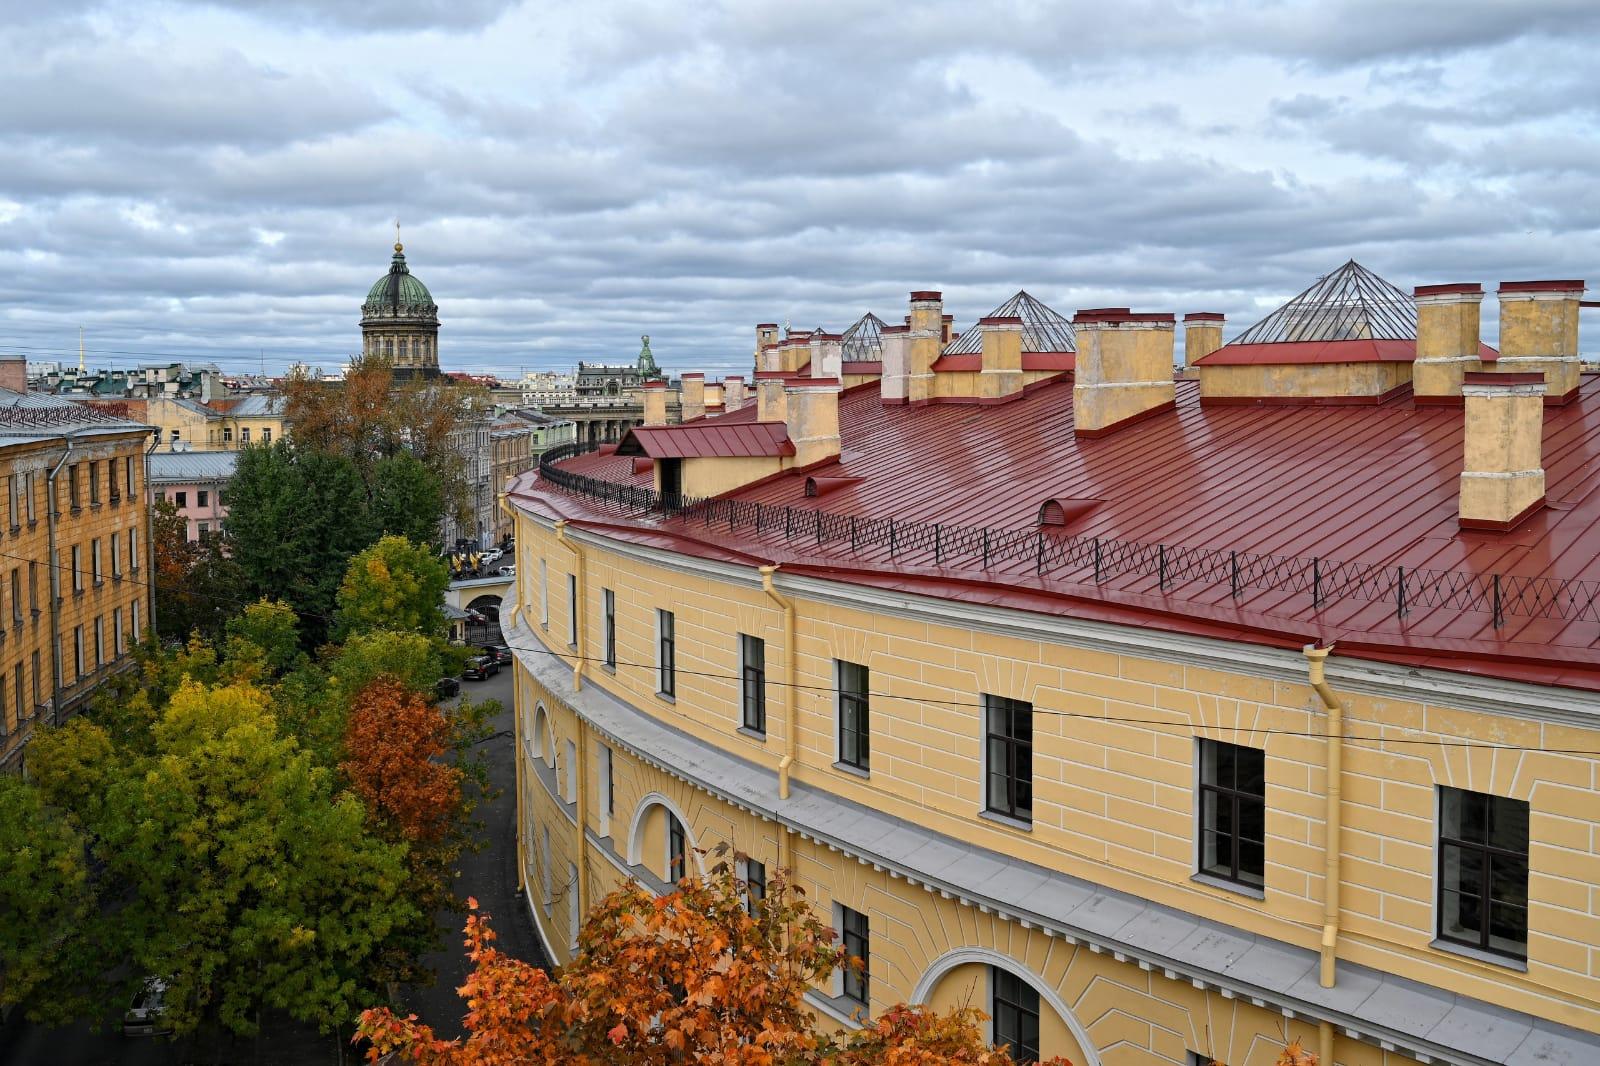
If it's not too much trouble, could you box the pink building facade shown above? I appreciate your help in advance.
[148,451,235,542]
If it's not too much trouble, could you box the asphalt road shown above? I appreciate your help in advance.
[0,663,548,1064]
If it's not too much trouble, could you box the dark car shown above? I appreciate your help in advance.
[435,676,461,700]
[463,655,499,680]
[481,644,514,666]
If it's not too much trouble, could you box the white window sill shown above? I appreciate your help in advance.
[833,760,870,779]
[1191,872,1265,900]
[978,809,1033,833]
[1431,937,1528,972]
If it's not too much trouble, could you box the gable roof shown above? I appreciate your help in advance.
[616,421,795,460]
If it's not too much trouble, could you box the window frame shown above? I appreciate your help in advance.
[666,811,687,884]
[566,573,578,648]
[1436,786,1529,960]
[990,968,1041,1065]
[983,694,1034,825]
[656,609,676,698]
[70,545,83,593]
[739,633,766,735]
[839,905,870,1006]
[1196,739,1267,890]
[539,559,548,627]
[836,659,871,773]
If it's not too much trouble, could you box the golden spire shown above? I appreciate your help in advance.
[394,218,403,254]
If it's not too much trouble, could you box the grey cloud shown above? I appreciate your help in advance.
[169,0,521,32]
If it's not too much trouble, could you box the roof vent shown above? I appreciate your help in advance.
[805,475,862,498]
[1037,497,1102,527]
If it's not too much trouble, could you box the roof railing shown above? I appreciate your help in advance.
[537,441,1600,629]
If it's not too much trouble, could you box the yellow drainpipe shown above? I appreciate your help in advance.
[512,654,526,893]
[575,717,591,919]
[1319,1020,1334,1066]
[554,520,587,691]
[759,565,798,799]
[1304,643,1344,989]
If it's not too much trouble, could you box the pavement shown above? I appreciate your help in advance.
[0,663,548,1064]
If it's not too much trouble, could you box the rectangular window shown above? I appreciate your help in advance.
[73,625,84,679]
[240,428,250,443]
[124,456,134,497]
[657,609,676,698]
[111,535,121,577]
[1198,740,1266,889]
[94,616,104,666]
[568,861,580,948]
[739,633,766,734]
[599,743,615,819]
[108,460,118,501]
[175,491,187,508]
[91,539,102,583]
[7,475,16,528]
[198,522,209,538]
[113,607,124,657]
[984,694,1034,824]
[602,588,616,669]
[27,562,36,615]
[8,569,18,625]
[261,428,271,443]
[539,559,548,626]
[1438,786,1529,959]
[71,545,83,593]
[12,664,20,729]
[667,812,687,884]
[68,464,80,507]
[745,859,766,916]
[564,739,577,803]
[992,968,1041,1065]
[541,825,553,905]
[840,906,870,1005]
[198,489,209,507]
[24,472,34,523]
[837,660,870,772]
[131,598,140,641]
[31,650,40,707]
[223,427,233,443]
[566,574,578,647]
[130,528,139,571]
[88,461,100,504]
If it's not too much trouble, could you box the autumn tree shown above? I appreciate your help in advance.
[334,535,449,640]
[152,497,247,642]
[358,854,1072,1065]
[342,676,461,844]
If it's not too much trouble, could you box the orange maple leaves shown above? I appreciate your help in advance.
[341,676,461,844]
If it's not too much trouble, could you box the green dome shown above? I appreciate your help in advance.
[362,243,436,315]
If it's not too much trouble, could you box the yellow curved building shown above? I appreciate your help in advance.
[505,271,1600,1066]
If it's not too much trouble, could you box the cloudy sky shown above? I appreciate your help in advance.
[2,0,1597,378]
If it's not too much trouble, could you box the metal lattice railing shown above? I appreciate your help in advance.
[536,441,1600,629]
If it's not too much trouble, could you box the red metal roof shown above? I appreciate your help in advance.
[1197,339,1500,366]
[932,352,1075,372]
[519,374,1600,692]
[615,420,794,459]
[842,361,883,375]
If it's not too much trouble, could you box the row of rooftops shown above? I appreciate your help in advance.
[522,261,1600,694]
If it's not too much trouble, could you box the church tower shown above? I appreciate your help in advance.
[360,234,440,379]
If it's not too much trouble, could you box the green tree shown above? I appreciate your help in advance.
[333,535,448,640]
[222,598,303,681]
[329,629,447,700]
[224,441,304,609]
[152,498,247,643]
[371,452,445,548]
[91,679,415,1037]
[0,776,98,1026]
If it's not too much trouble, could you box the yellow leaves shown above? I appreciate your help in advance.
[1277,1038,1318,1066]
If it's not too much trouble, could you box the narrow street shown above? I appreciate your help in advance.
[0,665,545,1065]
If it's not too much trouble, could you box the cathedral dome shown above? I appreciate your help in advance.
[362,242,436,317]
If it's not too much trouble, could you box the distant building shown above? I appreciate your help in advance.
[148,451,236,542]
[489,409,575,544]
[0,359,152,769]
[360,238,440,379]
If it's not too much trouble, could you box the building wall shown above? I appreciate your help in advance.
[151,478,229,541]
[510,508,1600,1064]
[0,435,150,769]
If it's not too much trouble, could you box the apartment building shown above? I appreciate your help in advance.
[0,371,152,769]
[148,451,236,542]
[505,263,1600,1066]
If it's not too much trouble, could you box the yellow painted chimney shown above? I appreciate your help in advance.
[723,375,746,411]
[755,323,780,366]
[1414,283,1484,402]
[1072,309,1177,437]
[1459,371,1546,530]
[810,332,843,379]
[781,332,812,374]
[642,381,668,426]
[1495,280,1584,404]
[977,316,1024,401]
[907,291,943,405]
[1182,312,1224,371]
[756,377,787,424]
[680,373,705,421]
[880,325,909,405]
[784,378,841,468]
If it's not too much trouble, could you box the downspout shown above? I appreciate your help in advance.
[575,719,591,922]
[1319,1020,1334,1066]
[45,434,76,725]
[513,658,526,894]
[759,565,797,799]
[1304,643,1344,988]
[554,520,586,691]
[143,433,159,643]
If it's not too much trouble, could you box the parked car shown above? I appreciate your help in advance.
[123,977,171,1037]
[463,655,500,680]
[482,548,504,564]
[435,676,461,699]
[497,564,516,576]
[481,644,513,666]
[465,608,487,625]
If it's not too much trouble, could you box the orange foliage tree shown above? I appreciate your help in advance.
[341,675,461,844]
[357,850,1072,1065]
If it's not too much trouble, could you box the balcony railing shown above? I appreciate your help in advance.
[537,441,1600,629]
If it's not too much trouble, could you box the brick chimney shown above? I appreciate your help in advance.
[642,380,668,426]
[809,333,843,380]
[977,316,1024,401]
[880,325,909,405]
[1182,313,1224,370]
[907,291,943,405]
[723,375,746,411]
[680,373,705,421]
[755,323,780,365]
[1072,309,1177,437]
[1412,283,1484,402]
[757,377,787,423]
[1459,371,1546,530]
[784,378,842,467]
[0,356,26,394]
[1495,281,1584,404]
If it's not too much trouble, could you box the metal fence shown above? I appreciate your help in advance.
[537,441,1600,628]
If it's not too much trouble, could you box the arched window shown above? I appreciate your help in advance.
[532,702,553,766]
[626,793,702,886]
